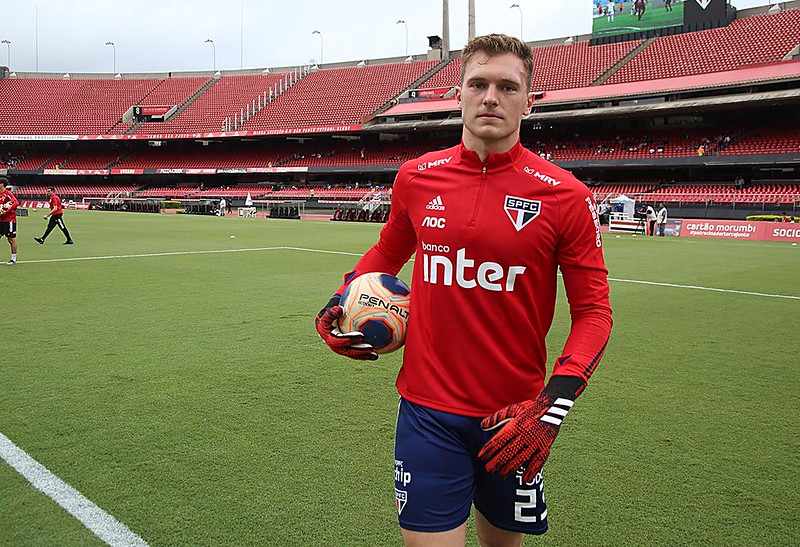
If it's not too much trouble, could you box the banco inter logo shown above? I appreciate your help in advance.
[504,195,541,232]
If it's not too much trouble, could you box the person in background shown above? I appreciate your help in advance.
[645,204,657,236]
[0,177,19,265]
[656,202,668,236]
[35,187,74,245]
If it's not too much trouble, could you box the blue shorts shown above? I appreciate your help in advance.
[394,398,548,535]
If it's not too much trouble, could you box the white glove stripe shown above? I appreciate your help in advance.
[553,398,574,408]
[547,406,569,417]
[349,343,374,350]
[540,415,562,426]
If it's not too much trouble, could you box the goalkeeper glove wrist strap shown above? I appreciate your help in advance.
[538,375,586,426]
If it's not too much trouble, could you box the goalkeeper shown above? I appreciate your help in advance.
[316,34,612,546]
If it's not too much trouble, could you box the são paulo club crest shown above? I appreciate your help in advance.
[504,195,541,232]
[395,488,407,515]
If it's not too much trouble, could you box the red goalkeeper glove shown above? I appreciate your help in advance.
[478,375,585,483]
[315,296,378,361]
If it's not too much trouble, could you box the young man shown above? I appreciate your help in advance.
[34,187,74,245]
[0,177,19,265]
[645,204,657,236]
[316,34,612,546]
[656,202,668,236]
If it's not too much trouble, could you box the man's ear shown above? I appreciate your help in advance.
[455,86,462,106]
[523,91,534,116]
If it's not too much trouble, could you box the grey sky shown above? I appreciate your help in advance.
[0,0,775,74]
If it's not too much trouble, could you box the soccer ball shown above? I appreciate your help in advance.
[339,272,411,354]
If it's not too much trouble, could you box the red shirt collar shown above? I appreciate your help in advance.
[456,140,525,170]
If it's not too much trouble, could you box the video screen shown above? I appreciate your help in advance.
[592,0,686,38]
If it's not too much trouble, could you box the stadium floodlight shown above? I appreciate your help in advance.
[204,39,216,71]
[312,30,323,65]
[510,4,523,40]
[104,41,116,74]
[1,40,10,69]
[396,20,408,57]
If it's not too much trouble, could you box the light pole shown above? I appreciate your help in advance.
[396,20,408,56]
[312,30,323,65]
[104,41,116,73]
[1,40,10,69]
[205,39,216,70]
[510,4,523,40]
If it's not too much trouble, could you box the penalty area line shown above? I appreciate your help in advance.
[10,247,291,264]
[607,277,800,301]
[12,245,798,300]
[13,246,369,265]
[0,432,148,546]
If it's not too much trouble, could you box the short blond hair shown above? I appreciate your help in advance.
[461,34,533,90]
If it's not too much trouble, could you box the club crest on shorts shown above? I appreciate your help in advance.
[395,488,408,515]
[504,195,541,232]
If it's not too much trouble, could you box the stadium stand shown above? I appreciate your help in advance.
[606,9,800,84]
[241,61,439,129]
[112,76,213,134]
[9,150,60,171]
[0,78,161,134]
[637,183,800,205]
[136,73,292,133]
[14,183,139,198]
[592,184,652,200]
[193,185,272,198]
[135,186,202,198]
[418,41,644,91]
[115,142,278,169]
[716,122,800,156]
[525,127,735,161]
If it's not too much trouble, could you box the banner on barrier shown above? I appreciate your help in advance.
[678,219,800,242]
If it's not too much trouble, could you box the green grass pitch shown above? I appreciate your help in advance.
[1,210,798,545]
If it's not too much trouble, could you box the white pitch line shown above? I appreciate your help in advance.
[13,246,289,264]
[8,246,799,301]
[608,277,800,300]
[0,432,148,547]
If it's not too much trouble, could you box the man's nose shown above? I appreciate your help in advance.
[482,85,499,106]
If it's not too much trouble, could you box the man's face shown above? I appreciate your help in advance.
[46,189,53,197]
[456,52,533,152]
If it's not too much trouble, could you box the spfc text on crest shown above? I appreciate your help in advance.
[504,196,541,232]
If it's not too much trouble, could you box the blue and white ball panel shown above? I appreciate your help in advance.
[377,273,411,297]
[357,318,395,349]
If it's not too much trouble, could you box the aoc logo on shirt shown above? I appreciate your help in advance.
[504,195,541,232]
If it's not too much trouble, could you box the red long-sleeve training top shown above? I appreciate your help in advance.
[337,141,612,417]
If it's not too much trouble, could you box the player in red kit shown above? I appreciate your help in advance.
[0,177,20,265]
[34,187,74,245]
[316,35,612,546]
